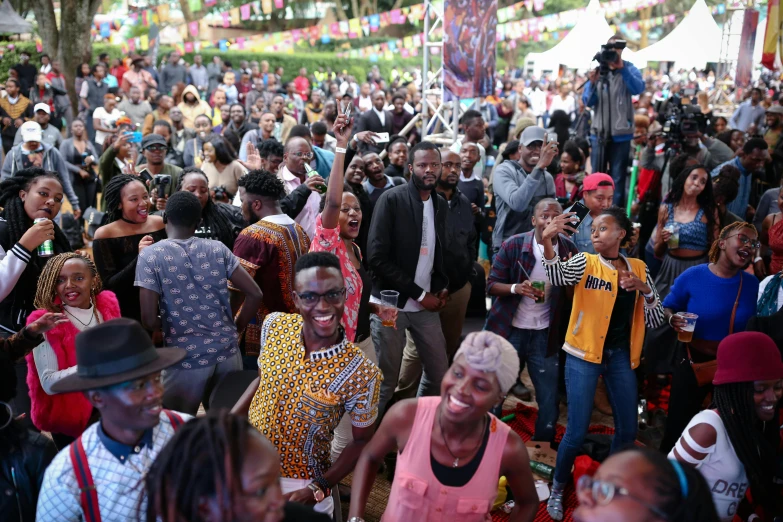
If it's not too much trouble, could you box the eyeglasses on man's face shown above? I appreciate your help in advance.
[295,288,346,306]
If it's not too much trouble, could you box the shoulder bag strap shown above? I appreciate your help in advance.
[69,436,102,522]
[728,275,743,335]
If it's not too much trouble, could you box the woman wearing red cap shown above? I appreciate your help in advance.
[668,331,783,521]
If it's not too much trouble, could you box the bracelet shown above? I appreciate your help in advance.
[753,256,762,264]
[510,284,517,296]
[335,146,347,154]
[348,518,366,522]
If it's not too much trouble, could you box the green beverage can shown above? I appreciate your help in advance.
[530,460,555,480]
[531,281,545,304]
[34,218,54,257]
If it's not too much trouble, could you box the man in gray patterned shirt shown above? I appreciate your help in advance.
[135,191,262,415]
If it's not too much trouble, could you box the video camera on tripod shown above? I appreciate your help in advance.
[593,40,626,75]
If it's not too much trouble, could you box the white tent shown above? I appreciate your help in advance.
[523,0,646,77]
[633,0,722,70]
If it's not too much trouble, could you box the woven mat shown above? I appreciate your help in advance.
[490,403,616,522]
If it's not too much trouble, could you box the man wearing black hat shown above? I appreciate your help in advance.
[136,133,182,212]
[36,318,188,521]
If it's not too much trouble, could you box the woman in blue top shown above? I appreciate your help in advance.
[658,221,760,454]
[645,165,718,375]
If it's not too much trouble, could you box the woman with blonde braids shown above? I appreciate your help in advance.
[659,221,760,454]
[25,253,121,448]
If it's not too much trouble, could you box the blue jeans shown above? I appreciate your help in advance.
[553,348,638,484]
[508,327,559,441]
[590,137,631,206]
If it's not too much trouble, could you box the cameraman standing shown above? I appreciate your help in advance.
[583,34,644,207]
[136,134,183,211]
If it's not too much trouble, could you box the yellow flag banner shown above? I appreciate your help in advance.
[762,0,780,69]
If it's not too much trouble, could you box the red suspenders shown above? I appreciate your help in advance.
[69,410,184,522]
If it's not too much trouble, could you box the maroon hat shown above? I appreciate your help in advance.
[582,173,615,192]
[713,332,783,385]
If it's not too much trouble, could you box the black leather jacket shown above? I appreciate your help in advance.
[437,188,477,292]
[367,179,448,303]
[0,428,57,522]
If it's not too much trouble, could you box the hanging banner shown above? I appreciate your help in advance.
[443,0,498,97]
[762,0,780,69]
[736,9,759,86]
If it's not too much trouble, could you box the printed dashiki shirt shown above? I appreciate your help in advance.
[310,214,362,342]
[230,216,310,356]
[248,313,382,481]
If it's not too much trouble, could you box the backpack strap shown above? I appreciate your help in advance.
[163,409,184,430]
[69,436,102,522]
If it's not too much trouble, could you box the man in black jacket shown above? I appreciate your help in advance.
[354,90,392,154]
[368,141,449,415]
[395,149,476,399]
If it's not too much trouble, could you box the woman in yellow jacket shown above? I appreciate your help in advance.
[540,206,665,521]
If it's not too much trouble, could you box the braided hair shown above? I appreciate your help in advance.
[177,168,238,249]
[713,382,777,513]
[622,447,719,522]
[34,253,102,324]
[708,221,756,263]
[0,169,72,318]
[145,410,260,522]
[103,174,147,224]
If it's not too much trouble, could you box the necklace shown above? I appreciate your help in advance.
[437,409,487,468]
[601,253,621,261]
[64,305,95,327]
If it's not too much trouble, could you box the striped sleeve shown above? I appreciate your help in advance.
[543,251,587,287]
[0,241,31,303]
[643,266,665,328]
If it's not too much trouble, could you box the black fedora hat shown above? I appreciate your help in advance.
[50,318,185,394]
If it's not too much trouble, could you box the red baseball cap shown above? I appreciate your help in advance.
[582,173,615,192]
[713,332,783,385]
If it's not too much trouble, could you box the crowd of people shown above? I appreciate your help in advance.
[0,36,782,522]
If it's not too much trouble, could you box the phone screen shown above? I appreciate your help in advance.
[563,202,590,236]
[138,168,152,183]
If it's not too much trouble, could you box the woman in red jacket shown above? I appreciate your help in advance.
[25,253,121,448]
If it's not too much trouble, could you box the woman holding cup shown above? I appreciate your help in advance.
[659,222,760,454]
[309,111,396,463]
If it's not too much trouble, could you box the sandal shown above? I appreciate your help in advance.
[547,489,564,521]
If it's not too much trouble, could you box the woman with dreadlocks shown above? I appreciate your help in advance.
[161,167,244,250]
[574,447,719,522]
[660,222,760,455]
[93,174,165,322]
[25,253,121,448]
[145,410,332,522]
[669,331,783,521]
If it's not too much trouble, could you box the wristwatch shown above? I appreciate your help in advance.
[348,518,366,522]
[307,482,325,502]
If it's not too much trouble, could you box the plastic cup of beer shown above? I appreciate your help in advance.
[676,312,698,343]
[380,290,399,327]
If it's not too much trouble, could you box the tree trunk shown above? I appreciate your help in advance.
[29,0,59,61]
[333,2,348,21]
[350,0,360,19]
[177,0,201,40]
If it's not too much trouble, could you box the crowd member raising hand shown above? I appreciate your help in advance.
[540,206,664,520]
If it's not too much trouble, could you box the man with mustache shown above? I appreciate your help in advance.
[367,141,449,417]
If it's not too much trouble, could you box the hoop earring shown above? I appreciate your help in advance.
[0,401,14,430]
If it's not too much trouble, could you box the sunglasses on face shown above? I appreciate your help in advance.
[295,288,346,306]
[145,145,167,152]
[577,475,670,521]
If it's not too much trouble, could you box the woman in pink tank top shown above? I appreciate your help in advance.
[348,331,539,522]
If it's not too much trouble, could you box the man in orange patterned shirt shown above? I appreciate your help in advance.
[232,252,382,517]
